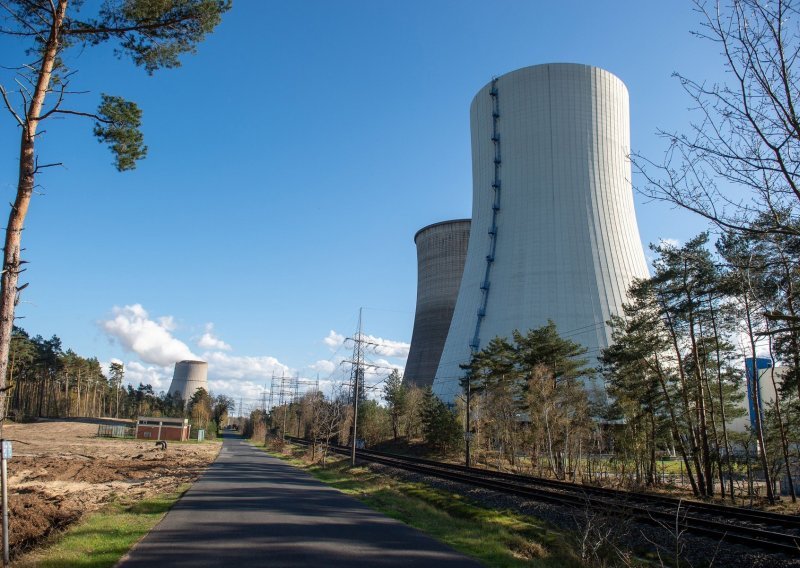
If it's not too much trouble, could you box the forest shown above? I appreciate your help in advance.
[5,326,232,436]
[253,228,798,506]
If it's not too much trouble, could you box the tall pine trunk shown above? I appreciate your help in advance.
[0,1,67,428]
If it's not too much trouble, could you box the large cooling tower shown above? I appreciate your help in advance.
[168,360,208,403]
[403,219,471,389]
[432,63,650,403]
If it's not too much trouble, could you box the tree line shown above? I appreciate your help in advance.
[5,325,232,437]
[243,370,463,465]
[459,230,798,505]
[244,223,798,505]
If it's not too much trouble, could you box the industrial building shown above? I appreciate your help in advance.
[403,219,471,389]
[167,360,209,404]
[135,416,191,441]
[730,358,787,434]
[432,63,650,404]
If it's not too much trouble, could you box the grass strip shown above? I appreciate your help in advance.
[15,485,191,568]
[258,442,583,567]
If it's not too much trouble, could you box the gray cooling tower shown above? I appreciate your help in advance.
[403,219,471,389]
[168,360,208,403]
[433,63,650,404]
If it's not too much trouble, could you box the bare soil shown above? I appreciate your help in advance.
[0,418,221,557]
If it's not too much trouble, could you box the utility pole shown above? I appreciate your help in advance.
[268,372,276,413]
[465,379,471,468]
[281,372,288,440]
[350,308,364,466]
[294,372,301,437]
[341,309,394,465]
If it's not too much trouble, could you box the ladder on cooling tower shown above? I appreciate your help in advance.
[470,77,501,353]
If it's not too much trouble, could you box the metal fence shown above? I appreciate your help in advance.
[97,424,135,438]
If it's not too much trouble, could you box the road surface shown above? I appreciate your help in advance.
[116,433,483,567]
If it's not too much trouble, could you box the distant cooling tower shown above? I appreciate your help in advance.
[403,219,471,389]
[433,63,650,404]
[168,360,208,403]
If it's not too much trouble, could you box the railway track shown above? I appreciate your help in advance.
[285,436,800,555]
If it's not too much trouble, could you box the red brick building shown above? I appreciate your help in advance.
[135,417,190,441]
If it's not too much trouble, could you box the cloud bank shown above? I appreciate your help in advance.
[101,304,196,366]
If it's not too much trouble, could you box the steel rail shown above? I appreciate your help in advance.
[358,446,800,529]
[285,437,800,555]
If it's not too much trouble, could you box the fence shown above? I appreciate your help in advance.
[97,424,135,439]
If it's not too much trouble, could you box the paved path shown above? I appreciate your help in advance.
[116,433,482,567]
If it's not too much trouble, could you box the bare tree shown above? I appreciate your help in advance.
[314,385,348,466]
[636,0,800,238]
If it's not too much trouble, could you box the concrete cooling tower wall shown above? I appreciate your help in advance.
[433,63,649,404]
[403,219,471,389]
[168,360,209,403]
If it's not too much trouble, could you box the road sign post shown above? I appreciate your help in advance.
[1,440,11,566]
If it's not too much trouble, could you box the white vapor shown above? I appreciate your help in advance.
[197,323,232,351]
[101,304,196,366]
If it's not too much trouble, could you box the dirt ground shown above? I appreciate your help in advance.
[0,418,221,558]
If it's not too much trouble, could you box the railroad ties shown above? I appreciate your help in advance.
[285,436,800,556]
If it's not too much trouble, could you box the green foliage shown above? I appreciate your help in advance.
[88,0,232,74]
[383,369,406,440]
[188,387,213,430]
[212,394,234,428]
[460,322,597,476]
[462,321,594,396]
[513,322,593,386]
[93,94,147,171]
[356,399,391,447]
[421,387,462,453]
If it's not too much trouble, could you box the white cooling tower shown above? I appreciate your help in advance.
[432,63,650,403]
[168,360,208,403]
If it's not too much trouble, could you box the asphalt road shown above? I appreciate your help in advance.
[116,433,483,567]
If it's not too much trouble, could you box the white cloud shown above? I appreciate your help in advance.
[323,330,345,349]
[309,359,336,374]
[100,304,196,366]
[364,358,404,380]
[197,323,232,351]
[158,316,177,331]
[658,237,681,248]
[362,334,410,359]
[208,379,266,414]
[100,359,172,391]
[203,350,290,382]
[124,361,172,390]
[324,330,409,359]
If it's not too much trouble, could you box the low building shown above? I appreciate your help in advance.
[135,417,190,441]
[729,358,786,434]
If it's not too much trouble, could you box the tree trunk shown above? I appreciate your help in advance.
[654,356,701,496]
[681,272,713,497]
[744,295,775,503]
[766,332,796,502]
[0,1,67,427]
[662,305,707,496]
[707,294,737,503]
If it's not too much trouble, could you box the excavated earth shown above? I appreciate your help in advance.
[0,418,220,558]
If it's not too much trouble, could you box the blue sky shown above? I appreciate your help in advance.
[0,1,723,412]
